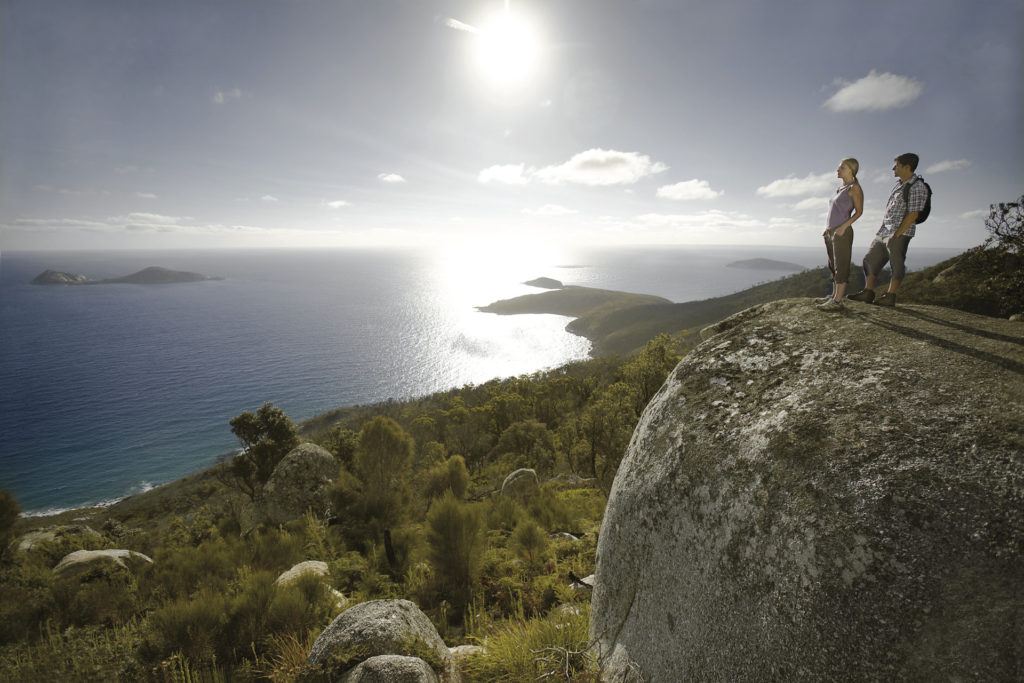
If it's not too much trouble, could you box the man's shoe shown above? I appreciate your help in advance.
[875,292,896,307]
[814,295,833,304]
[847,288,875,303]
[817,298,844,311]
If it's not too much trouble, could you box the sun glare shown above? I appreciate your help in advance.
[474,11,540,89]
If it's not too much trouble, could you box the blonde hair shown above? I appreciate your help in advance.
[841,157,859,177]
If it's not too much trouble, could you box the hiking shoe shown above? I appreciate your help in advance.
[848,288,875,303]
[814,295,833,305]
[875,292,896,307]
[817,298,844,312]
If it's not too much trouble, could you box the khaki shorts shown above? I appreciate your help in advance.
[863,235,912,280]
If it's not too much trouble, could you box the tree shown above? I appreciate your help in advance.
[226,403,300,501]
[985,195,1024,252]
[489,420,557,475]
[353,417,414,568]
[425,491,483,620]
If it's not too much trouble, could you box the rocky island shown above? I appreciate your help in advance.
[31,266,222,285]
[726,257,806,271]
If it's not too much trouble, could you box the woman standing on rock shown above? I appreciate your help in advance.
[817,158,864,311]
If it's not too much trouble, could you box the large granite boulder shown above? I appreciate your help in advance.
[500,468,540,500]
[306,599,456,681]
[591,299,1024,681]
[262,443,338,525]
[53,549,153,580]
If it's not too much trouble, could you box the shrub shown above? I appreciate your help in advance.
[460,605,596,682]
[511,518,548,567]
[423,455,470,501]
[139,588,232,666]
[425,492,483,619]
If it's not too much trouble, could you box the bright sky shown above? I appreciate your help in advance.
[1,0,1021,251]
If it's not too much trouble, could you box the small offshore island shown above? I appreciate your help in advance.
[31,266,222,286]
[725,257,806,271]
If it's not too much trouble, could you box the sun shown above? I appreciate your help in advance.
[473,10,541,89]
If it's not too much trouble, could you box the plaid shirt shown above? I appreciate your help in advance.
[875,174,928,240]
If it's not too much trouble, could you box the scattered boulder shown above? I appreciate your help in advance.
[261,443,338,525]
[550,473,599,489]
[306,599,456,681]
[53,549,153,580]
[500,468,539,500]
[340,655,439,683]
[591,299,1024,681]
[448,645,484,661]
[276,560,347,610]
[18,524,102,552]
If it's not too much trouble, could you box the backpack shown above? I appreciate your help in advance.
[902,177,932,223]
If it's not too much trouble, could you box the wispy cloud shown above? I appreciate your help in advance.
[324,200,350,209]
[657,179,723,201]
[135,192,158,199]
[212,87,243,105]
[523,204,578,216]
[378,173,406,184]
[535,149,668,186]
[481,150,668,187]
[794,197,828,211]
[261,195,279,202]
[757,172,834,197]
[633,210,762,230]
[960,209,989,220]
[925,159,972,174]
[478,164,530,185]
[824,70,923,112]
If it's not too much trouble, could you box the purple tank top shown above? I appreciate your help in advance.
[827,184,856,228]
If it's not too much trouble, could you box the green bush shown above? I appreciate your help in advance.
[461,605,595,682]
[511,518,548,567]
[139,588,232,666]
[425,492,483,619]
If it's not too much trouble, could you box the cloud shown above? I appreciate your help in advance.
[824,70,923,111]
[925,159,972,174]
[135,192,158,199]
[378,173,406,184]
[633,210,763,230]
[212,87,243,105]
[261,195,279,202]
[656,179,723,201]
[325,200,350,209]
[534,149,668,186]
[960,209,989,220]
[478,164,530,185]
[523,204,578,216]
[794,197,829,211]
[757,172,835,197]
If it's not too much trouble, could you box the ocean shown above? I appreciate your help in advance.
[0,244,959,514]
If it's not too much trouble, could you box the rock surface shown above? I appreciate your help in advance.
[339,655,439,682]
[276,560,347,609]
[306,599,456,681]
[30,269,89,285]
[591,299,1024,681]
[261,443,338,525]
[500,468,540,500]
[53,549,153,579]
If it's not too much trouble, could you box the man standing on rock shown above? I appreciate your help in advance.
[848,153,929,307]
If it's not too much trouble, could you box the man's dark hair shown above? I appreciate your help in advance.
[896,153,920,172]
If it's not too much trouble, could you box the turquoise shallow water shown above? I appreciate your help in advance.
[0,245,958,513]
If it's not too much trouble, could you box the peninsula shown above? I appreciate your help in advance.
[31,266,222,286]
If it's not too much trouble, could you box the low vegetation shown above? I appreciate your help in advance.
[1,335,680,681]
